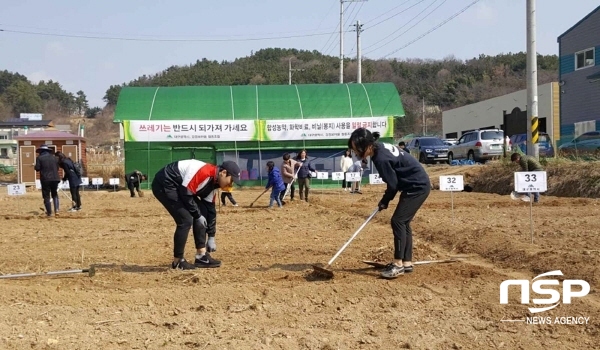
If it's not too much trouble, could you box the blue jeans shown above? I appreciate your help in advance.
[269,189,283,207]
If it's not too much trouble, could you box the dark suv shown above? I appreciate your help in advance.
[405,137,449,164]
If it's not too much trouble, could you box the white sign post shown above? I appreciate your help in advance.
[80,177,89,191]
[331,172,344,197]
[514,171,547,244]
[346,172,361,194]
[92,177,103,191]
[7,184,26,214]
[109,178,120,192]
[369,173,385,185]
[439,175,464,224]
[316,171,328,196]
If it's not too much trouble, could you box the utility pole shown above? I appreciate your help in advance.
[422,98,426,135]
[339,0,344,84]
[526,0,539,158]
[288,58,304,85]
[353,20,364,83]
[339,0,368,84]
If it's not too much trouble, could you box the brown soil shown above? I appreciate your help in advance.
[0,185,598,350]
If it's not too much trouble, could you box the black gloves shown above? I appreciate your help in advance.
[378,201,388,211]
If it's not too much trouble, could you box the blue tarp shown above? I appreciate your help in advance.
[450,160,480,166]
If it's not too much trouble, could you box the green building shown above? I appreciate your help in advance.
[113,83,405,187]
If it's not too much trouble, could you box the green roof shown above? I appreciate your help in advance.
[113,83,404,122]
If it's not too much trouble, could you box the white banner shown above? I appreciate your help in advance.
[124,120,258,142]
[262,117,393,141]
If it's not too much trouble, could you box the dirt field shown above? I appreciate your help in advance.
[0,179,598,349]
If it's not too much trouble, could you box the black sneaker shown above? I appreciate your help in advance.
[172,259,197,270]
[380,264,405,279]
[194,253,222,268]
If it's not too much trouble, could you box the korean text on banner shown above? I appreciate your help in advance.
[260,117,394,141]
[123,120,260,142]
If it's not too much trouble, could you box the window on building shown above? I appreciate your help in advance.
[0,148,8,158]
[575,48,595,70]
[0,135,8,140]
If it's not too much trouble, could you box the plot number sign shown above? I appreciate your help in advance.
[109,178,120,186]
[345,172,361,182]
[7,184,26,196]
[316,172,329,180]
[439,176,464,191]
[369,174,385,184]
[331,172,344,181]
[514,171,547,193]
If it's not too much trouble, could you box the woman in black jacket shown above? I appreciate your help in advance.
[55,152,83,211]
[348,128,431,279]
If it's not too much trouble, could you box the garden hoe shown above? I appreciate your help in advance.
[0,266,96,280]
[312,207,379,279]
[249,189,268,207]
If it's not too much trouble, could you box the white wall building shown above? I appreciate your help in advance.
[442,82,560,143]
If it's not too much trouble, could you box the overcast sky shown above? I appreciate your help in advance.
[1,0,598,107]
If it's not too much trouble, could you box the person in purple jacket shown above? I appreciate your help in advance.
[265,161,286,208]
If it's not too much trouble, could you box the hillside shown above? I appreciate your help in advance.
[104,49,558,136]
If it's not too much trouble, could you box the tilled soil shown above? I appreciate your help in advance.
[0,185,598,350]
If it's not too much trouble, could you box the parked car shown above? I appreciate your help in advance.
[442,138,458,146]
[447,129,505,163]
[405,137,449,164]
[558,131,600,153]
[509,132,555,157]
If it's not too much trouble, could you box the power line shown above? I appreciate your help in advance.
[0,22,339,38]
[315,0,339,31]
[362,0,412,25]
[380,0,482,58]
[363,0,446,55]
[0,27,350,42]
[346,2,366,56]
[364,0,427,30]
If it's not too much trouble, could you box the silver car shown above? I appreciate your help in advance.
[448,129,505,163]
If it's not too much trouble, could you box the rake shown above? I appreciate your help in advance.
[0,266,96,279]
[249,189,268,207]
[312,207,379,279]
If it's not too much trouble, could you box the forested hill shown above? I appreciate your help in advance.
[103,48,558,135]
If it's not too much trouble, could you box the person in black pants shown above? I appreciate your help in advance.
[125,170,147,197]
[55,152,82,211]
[35,145,61,217]
[152,159,241,270]
[348,128,431,279]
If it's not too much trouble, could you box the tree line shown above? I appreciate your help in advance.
[103,48,558,136]
[1,49,559,137]
[0,70,101,121]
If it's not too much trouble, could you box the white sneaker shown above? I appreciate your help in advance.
[233,204,239,207]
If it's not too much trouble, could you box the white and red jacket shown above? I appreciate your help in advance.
[159,159,219,220]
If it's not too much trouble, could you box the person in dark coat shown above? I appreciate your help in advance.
[35,145,60,216]
[55,152,82,212]
[348,128,431,280]
[125,170,148,197]
[294,149,317,202]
